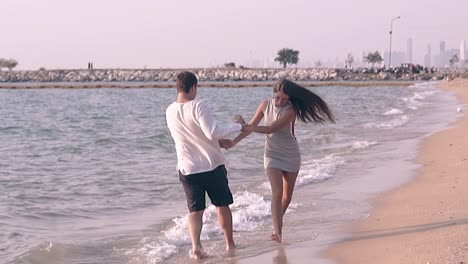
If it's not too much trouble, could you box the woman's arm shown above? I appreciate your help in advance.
[230,100,267,147]
[244,107,295,134]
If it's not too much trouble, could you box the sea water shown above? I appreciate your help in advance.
[0,82,459,263]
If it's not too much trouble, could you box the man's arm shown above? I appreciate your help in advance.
[229,100,267,147]
[197,101,242,140]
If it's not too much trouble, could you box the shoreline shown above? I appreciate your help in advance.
[0,80,417,89]
[325,78,468,263]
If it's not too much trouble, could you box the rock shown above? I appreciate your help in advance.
[378,72,390,80]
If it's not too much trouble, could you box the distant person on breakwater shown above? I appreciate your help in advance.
[227,79,335,243]
[165,71,244,259]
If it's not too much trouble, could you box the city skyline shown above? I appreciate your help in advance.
[1,0,467,69]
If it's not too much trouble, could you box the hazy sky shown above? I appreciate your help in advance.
[2,0,467,69]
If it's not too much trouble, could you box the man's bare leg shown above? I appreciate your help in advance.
[188,210,206,259]
[217,206,236,250]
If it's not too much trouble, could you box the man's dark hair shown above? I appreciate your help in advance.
[176,71,198,93]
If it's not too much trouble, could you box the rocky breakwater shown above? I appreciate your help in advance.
[0,68,464,88]
[0,68,339,83]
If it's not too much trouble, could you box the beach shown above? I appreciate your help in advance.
[324,78,468,263]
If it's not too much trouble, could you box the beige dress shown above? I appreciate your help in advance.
[263,99,301,172]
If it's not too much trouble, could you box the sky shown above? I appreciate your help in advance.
[1,0,467,70]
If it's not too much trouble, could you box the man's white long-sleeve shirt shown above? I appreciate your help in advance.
[166,99,242,175]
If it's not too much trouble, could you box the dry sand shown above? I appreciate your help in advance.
[325,78,468,263]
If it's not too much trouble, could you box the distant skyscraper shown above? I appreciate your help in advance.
[424,44,432,67]
[440,41,445,53]
[461,40,466,67]
[438,40,446,67]
[384,51,405,67]
[406,38,413,63]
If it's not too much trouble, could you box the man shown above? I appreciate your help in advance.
[166,71,243,259]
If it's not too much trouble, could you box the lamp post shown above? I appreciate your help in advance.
[388,16,401,69]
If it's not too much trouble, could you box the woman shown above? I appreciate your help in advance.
[229,79,334,243]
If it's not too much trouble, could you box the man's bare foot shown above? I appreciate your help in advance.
[226,244,237,258]
[189,249,207,259]
[226,242,236,251]
[270,233,282,243]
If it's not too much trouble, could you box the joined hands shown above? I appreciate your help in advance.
[218,114,248,150]
[218,138,235,150]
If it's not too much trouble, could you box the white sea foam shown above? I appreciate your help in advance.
[126,241,178,264]
[40,241,55,252]
[383,108,404,115]
[296,154,346,187]
[126,190,271,263]
[364,115,409,129]
[351,140,378,150]
[296,140,376,187]
[402,91,436,110]
[230,191,270,231]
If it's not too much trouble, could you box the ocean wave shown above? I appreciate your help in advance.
[126,190,271,263]
[383,108,404,115]
[296,154,345,187]
[126,241,178,264]
[350,140,378,150]
[296,140,377,187]
[365,115,409,129]
[403,89,436,110]
[15,241,67,264]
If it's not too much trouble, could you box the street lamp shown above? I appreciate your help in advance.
[388,16,401,69]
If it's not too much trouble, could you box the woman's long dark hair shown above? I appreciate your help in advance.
[274,79,335,123]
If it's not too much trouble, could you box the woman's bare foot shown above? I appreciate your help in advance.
[189,248,207,259]
[270,233,282,243]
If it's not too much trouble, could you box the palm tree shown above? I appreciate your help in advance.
[6,59,18,71]
[364,51,383,68]
[275,48,300,68]
[0,58,6,71]
[449,54,459,68]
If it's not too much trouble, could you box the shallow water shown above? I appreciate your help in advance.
[0,82,459,263]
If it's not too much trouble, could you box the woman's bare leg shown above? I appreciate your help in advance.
[282,171,298,215]
[267,168,284,243]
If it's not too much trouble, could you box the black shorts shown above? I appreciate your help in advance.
[179,165,233,212]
